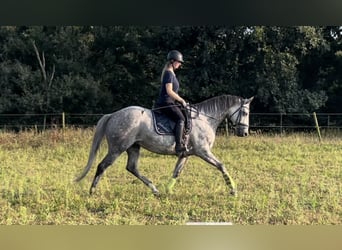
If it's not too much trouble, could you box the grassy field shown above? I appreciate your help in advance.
[0,128,341,225]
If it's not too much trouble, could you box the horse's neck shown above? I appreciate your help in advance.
[209,107,231,131]
[197,95,239,129]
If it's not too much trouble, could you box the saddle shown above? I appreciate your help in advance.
[152,107,192,136]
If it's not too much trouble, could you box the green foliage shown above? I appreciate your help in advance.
[0,26,341,123]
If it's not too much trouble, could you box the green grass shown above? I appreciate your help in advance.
[0,128,341,225]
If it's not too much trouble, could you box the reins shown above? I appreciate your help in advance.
[152,104,218,121]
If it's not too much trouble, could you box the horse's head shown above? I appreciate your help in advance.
[228,96,254,137]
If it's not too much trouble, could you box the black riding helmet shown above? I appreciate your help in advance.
[167,50,184,63]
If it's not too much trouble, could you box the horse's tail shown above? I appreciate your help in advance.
[74,114,111,182]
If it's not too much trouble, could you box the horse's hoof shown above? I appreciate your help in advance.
[166,187,174,194]
[166,188,173,194]
[166,178,177,194]
[89,187,96,195]
[230,189,237,197]
[152,190,160,197]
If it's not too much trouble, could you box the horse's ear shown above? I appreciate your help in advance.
[247,96,255,103]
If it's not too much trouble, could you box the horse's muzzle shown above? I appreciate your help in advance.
[235,126,249,137]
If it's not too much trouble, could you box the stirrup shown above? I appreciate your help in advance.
[175,145,189,157]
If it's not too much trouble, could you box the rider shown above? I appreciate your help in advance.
[156,50,188,156]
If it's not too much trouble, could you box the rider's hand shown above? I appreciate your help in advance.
[181,100,187,107]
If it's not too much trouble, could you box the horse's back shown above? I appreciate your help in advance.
[113,105,145,112]
[112,106,151,116]
[106,106,152,129]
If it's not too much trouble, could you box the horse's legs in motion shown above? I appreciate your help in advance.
[90,152,120,195]
[199,150,237,196]
[167,156,189,193]
[126,144,159,195]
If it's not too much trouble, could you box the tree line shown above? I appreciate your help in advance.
[0,26,341,126]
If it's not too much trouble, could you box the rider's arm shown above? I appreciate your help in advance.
[165,83,187,107]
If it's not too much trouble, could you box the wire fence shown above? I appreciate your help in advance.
[0,112,341,134]
[249,112,342,134]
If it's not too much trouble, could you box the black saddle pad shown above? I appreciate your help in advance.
[152,110,176,135]
[152,110,192,135]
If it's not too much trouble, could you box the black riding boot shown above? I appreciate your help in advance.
[175,120,187,156]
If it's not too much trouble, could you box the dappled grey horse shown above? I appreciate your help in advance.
[75,95,254,196]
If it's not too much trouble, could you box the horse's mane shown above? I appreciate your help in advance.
[193,95,241,116]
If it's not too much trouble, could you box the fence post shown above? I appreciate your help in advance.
[313,112,322,142]
[43,115,47,131]
[62,112,65,130]
[280,113,283,134]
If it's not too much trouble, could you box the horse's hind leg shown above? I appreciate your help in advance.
[126,144,159,195]
[90,152,120,195]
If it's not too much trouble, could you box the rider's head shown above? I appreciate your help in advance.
[167,50,183,70]
[167,50,184,62]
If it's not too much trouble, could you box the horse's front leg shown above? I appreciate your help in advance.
[166,156,189,194]
[198,150,237,196]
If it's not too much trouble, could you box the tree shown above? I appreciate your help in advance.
[243,26,328,113]
[0,25,340,129]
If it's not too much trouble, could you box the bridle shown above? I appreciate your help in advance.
[186,101,250,127]
[228,100,250,128]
